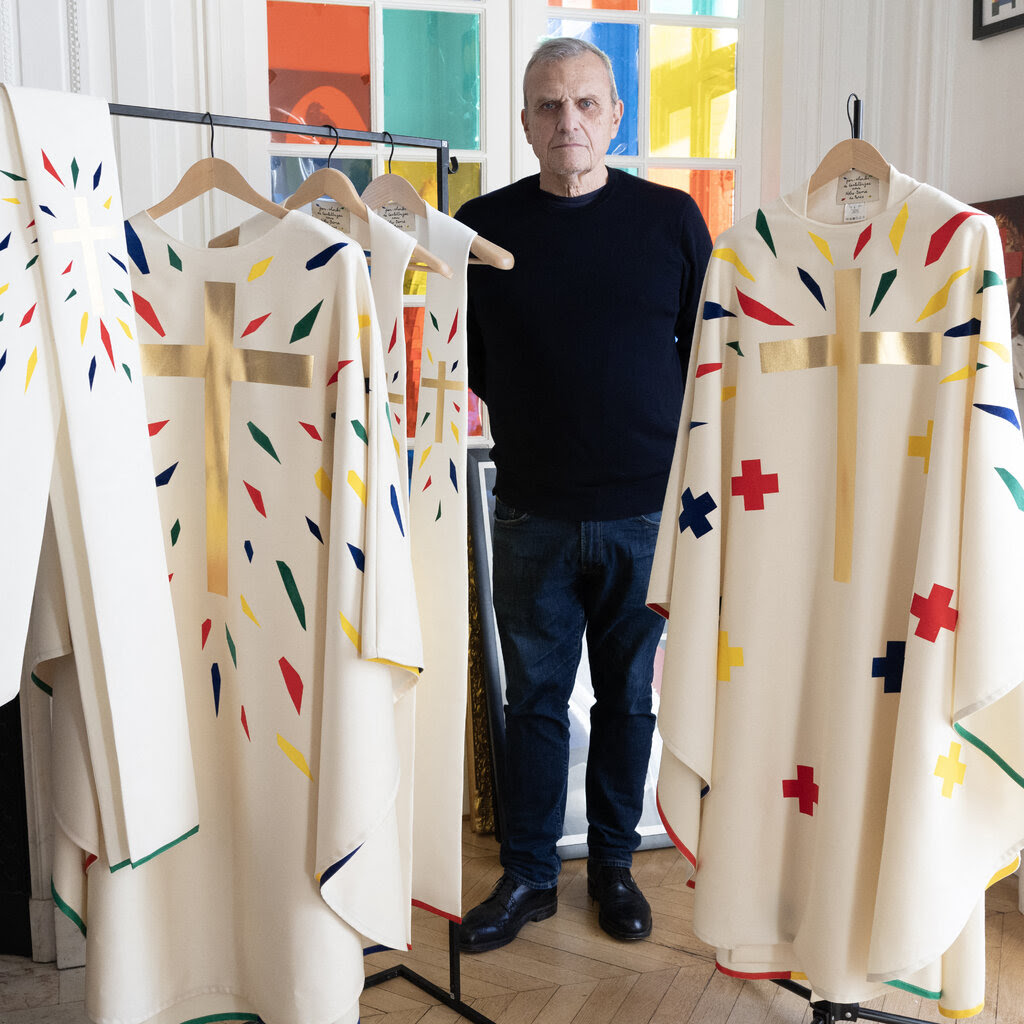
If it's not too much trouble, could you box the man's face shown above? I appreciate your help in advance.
[521,53,623,192]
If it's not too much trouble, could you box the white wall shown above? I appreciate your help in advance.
[765,0,1024,208]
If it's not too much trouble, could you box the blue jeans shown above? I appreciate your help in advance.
[491,500,662,889]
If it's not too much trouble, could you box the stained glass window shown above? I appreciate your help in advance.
[382,10,481,151]
[651,0,739,14]
[545,19,639,157]
[549,0,638,9]
[269,155,373,205]
[650,25,737,160]
[267,2,371,145]
[647,167,734,240]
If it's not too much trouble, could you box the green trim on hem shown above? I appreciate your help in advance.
[954,723,1024,789]
[51,878,86,937]
[109,825,200,874]
[886,978,942,1000]
[132,824,199,868]
[30,672,53,696]
[179,1015,260,1024]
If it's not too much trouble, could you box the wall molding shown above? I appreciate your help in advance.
[1,0,17,84]
[65,0,81,91]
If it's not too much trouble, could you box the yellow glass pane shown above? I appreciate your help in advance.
[386,159,482,295]
[647,168,734,241]
[650,26,736,159]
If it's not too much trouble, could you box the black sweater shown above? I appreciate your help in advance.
[455,168,712,520]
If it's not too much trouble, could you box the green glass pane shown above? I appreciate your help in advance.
[267,2,371,145]
[387,159,482,295]
[650,25,737,159]
[269,155,373,205]
[382,10,480,151]
[648,167,734,239]
[651,0,739,14]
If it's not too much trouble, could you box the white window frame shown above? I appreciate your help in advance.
[510,0,764,224]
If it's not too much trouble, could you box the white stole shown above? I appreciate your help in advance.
[0,84,196,868]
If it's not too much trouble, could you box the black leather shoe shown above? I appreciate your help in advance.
[458,874,558,953]
[587,864,652,941]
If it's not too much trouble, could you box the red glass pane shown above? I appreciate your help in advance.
[267,2,371,145]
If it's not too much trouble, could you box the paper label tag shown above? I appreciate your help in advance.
[837,171,879,205]
[375,204,418,233]
[312,200,352,234]
[844,202,868,223]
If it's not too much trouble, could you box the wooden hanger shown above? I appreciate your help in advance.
[148,156,288,220]
[362,172,514,271]
[287,130,452,277]
[807,138,891,195]
[148,113,287,221]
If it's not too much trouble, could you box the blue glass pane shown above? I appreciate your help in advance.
[545,19,640,158]
[269,155,373,206]
[383,10,480,151]
[651,0,739,13]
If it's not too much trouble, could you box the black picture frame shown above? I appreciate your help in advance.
[973,0,1024,40]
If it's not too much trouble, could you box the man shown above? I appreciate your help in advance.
[455,37,712,952]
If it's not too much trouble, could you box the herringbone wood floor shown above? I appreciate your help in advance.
[359,822,1024,1024]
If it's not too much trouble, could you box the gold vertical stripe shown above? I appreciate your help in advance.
[832,269,860,584]
[205,282,235,596]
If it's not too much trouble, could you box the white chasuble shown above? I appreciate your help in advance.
[52,210,423,1024]
[648,168,1024,1016]
[234,205,420,944]
[0,85,196,869]
[400,206,476,920]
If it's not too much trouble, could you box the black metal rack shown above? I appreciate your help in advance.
[107,100,489,1024]
[108,103,450,212]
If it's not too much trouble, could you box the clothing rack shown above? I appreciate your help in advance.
[107,101,490,1024]
[108,103,450,212]
[773,978,934,1024]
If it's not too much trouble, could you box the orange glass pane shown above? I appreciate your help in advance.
[267,2,371,145]
[404,306,425,441]
[548,0,638,8]
[647,168,734,241]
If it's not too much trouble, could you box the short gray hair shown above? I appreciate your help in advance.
[522,37,619,110]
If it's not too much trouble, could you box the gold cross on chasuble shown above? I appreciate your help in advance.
[140,281,314,596]
[759,268,942,583]
[421,360,464,443]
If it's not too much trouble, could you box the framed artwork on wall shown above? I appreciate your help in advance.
[973,0,1024,40]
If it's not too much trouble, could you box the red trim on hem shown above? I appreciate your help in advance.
[655,789,696,870]
[648,602,670,621]
[412,898,462,924]
[716,962,792,981]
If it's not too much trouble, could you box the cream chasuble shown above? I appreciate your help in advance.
[648,168,1024,1016]
[51,210,423,1024]
[234,205,421,944]
[0,85,196,870]
[404,205,476,920]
